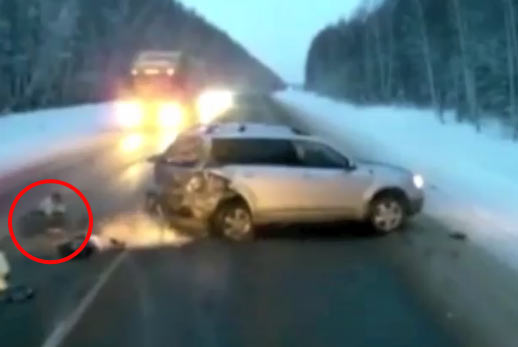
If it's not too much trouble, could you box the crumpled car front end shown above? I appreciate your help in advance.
[159,170,239,221]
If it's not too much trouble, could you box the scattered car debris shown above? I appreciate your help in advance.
[3,285,35,303]
[109,238,126,250]
[0,252,34,304]
[57,233,126,260]
[57,235,97,259]
[449,231,468,241]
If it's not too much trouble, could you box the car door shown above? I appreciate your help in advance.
[209,138,314,222]
[293,140,373,218]
[232,166,313,217]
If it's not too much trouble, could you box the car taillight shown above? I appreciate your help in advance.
[186,174,204,193]
[186,173,229,194]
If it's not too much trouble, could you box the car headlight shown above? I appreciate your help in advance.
[116,101,143,128]
[158,103,183,128]
[413,174,425,189]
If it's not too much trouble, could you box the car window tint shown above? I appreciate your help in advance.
[295,141,348,169]
[164,135,203,166]
[211,139,299,166]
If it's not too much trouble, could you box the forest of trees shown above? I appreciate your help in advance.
[306,0,518,135]
[0,0,283,113]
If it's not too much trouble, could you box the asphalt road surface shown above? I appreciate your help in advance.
[1,94,518,347]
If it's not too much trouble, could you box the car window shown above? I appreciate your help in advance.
[294,141,348,169]
[211,138,299,166]
[163,135,204,166]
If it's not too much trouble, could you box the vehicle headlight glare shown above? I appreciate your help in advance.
[159,103,183,128]
[116,101,143,128]
[413,174,424,189]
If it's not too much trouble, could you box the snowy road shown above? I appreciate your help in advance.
[1,95,518,347]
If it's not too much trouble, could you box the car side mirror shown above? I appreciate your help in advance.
[147,154,162,163]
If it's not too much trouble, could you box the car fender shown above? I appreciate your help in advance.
[228,185,257,213]
[360,175,410,217]
[208,169,258,214]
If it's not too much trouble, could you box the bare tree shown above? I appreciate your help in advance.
[372,15,386,101]
[414,0,440,122]
[7,0,80,109]
[452,0,480,131]
[503,0,518,139]
[503,0,516,137]
[363,24,374,102]
[382,0,398,101]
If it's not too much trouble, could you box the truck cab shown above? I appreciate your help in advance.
[117,51,206,129]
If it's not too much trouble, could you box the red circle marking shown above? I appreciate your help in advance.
[8,179,93,264]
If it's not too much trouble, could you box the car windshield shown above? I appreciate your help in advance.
[1,0,517,346]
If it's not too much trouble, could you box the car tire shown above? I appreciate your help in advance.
[211,200,254,241]
[369,195,406,234]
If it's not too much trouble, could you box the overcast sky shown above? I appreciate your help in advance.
[180,0,362,83]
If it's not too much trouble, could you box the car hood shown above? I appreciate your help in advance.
[356,159,412,177]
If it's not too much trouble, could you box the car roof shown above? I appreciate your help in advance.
[169,122,345,157]
[192,122,310,140]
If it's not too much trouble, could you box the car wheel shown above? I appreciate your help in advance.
[212,201,254,241]
[370,195,406,233]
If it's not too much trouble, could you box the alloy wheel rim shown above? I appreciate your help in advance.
[223,208,252,240]
[373,200,403,232]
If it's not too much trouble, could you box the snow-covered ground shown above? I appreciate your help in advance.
[0,104,118,178]
[276,90,518,269]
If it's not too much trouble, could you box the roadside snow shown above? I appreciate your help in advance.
[0,104,118,178]
[276,90,518,269]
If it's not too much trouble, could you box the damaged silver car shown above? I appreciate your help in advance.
[147,122,424,240]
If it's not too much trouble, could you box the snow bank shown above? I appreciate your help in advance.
[0,104,119,178]
[276,90,518,268]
